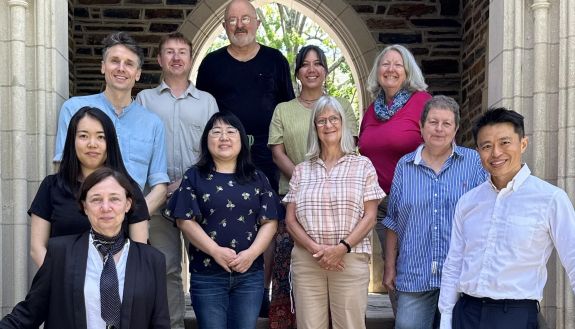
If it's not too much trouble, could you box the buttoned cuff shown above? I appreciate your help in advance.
[439,313,452,329]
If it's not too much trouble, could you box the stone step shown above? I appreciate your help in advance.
[184,293,395,329]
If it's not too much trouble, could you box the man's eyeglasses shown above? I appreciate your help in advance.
[315,116,341,127]
[225,15,256,26]
[208,128,239,138]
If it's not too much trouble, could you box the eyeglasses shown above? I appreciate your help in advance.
[225,15,256,26]
[208,127,239,138]
[315,116,341,127]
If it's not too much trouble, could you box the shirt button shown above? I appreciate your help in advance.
[434,209,438,213]
[434,193,438,197]
[434,226,437,230]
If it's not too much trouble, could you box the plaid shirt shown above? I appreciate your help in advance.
[284,154,385,254]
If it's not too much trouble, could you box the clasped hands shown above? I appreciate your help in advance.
[312,244,346,271]
[211,246,255,273]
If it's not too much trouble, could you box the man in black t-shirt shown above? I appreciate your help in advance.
[196,0,294,193]
[196,0,294,318]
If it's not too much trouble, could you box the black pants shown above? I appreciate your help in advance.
[453,294,539,329]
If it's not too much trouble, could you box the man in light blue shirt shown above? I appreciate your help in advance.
[54,32,169,219]
[383,96,487,329]
[136,32,218,329]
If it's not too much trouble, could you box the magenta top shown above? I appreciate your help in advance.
[358,91,432,194]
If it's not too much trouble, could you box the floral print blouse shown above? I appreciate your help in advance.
[166,166,279,274]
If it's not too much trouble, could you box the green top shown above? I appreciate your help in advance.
[268,97,359,194]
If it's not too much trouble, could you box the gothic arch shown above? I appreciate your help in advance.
[179,0,378,110]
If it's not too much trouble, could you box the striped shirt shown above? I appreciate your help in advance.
[284,154,385,254]
[383,144,487,292]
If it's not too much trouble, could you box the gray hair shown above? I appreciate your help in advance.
[421,95,460,127]
[306,96,356,159]
[102,32,144,69]
[366,44,428,99]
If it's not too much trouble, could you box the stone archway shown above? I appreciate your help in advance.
[179,0,378,111]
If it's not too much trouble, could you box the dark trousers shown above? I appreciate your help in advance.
[453,294,539,329]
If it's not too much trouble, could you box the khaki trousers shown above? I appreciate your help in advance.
[291,244,370,329]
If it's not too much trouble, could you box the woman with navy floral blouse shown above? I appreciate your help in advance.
[165,112,278,329]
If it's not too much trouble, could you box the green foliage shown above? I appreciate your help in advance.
[207,2,358,114]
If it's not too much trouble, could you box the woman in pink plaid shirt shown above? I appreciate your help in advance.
[284,95,385,329]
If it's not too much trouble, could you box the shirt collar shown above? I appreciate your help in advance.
[158,80,200,99]
[99,92,137,116]
[413,141,459,165]
[488,163,531,192]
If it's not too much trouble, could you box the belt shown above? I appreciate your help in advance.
[461,293,539,312]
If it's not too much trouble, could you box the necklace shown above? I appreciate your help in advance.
[298,94,324,108]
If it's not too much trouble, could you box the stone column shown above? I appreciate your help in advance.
[7,0,29,304]
[555,0,575,327]
[531,0,551,179]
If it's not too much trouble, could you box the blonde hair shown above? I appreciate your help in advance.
[366,44,427,99]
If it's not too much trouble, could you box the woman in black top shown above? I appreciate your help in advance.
[29,106,149,266]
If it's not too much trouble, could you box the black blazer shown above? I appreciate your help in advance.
[0,232,170,329]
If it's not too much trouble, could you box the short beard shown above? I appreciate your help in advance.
[228,31,256,48]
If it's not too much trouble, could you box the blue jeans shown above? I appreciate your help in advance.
[191,270,264,329]
[395,289,440,329]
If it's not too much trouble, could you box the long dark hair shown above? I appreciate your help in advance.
[196,112,256,184]
[57,106,131,194]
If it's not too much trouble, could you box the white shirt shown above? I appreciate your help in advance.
[439,165,575,328]
[84,236,130,329]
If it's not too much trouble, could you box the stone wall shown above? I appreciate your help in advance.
[349,0,462,101]
[458,0,489,145]
[70,1,196,95]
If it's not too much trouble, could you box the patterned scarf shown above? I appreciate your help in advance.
[91,229,127,329]
[374,88,412,121]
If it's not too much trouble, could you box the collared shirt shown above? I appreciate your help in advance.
[383,144,487,292]
[136,81,219,182]
[84,236,130,329]
[283,154,385,254]
[54,93,169,190]
[438,165,575,329]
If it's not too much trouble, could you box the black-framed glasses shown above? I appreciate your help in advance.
[315,116,341,127]
[225,15,256,26]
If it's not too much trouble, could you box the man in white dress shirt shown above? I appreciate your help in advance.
[438,108,575,329]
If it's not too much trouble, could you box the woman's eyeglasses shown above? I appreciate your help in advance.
[208,128,239,138]
[315,116,341,127]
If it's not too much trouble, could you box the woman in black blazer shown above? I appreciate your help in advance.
[0,168,170,329]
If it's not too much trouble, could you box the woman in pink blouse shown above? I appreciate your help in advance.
[284,96,385,329]
[358,44,431,313]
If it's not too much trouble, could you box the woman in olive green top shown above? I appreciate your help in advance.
[267,45,358,328]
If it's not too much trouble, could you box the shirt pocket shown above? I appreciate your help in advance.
[505,216,537,250]
[129,138,153,166]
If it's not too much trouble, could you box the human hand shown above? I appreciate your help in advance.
[228,249,256,273]
[210,246,237,272]
[382,263,396,292]
[313,245,346,271]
